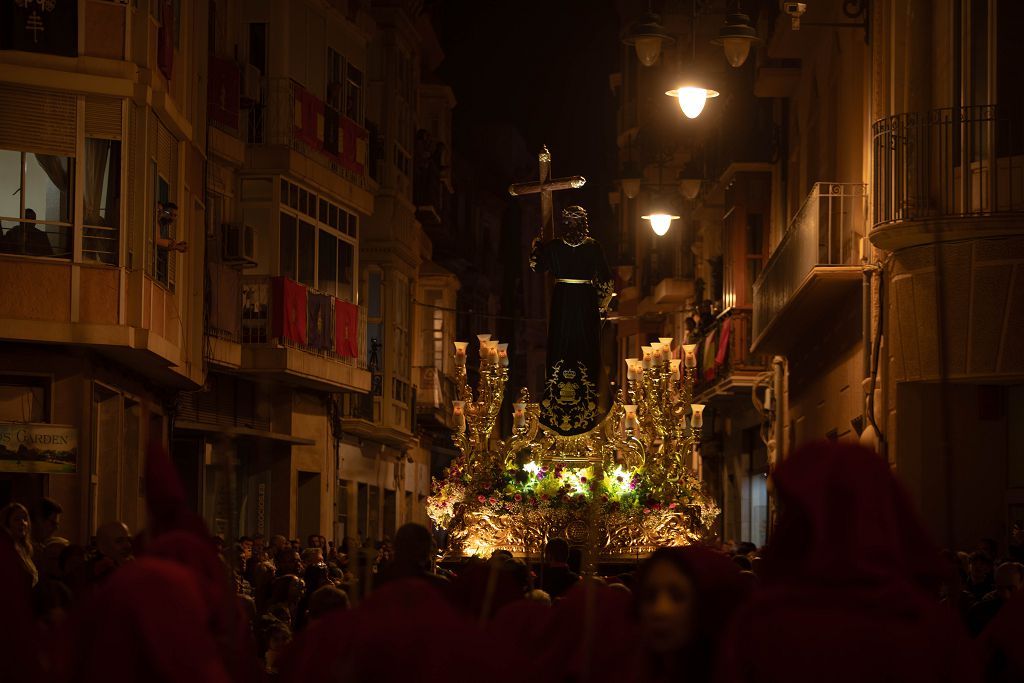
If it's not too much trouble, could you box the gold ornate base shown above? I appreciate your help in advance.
[444,497,718,560]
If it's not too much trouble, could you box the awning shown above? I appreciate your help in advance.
[173,420,316,446]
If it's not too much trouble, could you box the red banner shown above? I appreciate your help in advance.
[715,316,732,368]
[291,83,367,175]
[272,277,308,345]
[335,300,359,358]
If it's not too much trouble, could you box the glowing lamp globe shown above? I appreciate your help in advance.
[642,213,679,236]
[666,86,720,119]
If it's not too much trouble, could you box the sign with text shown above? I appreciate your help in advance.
[0,423,77,473]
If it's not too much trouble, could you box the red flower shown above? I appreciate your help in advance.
[580,476,587,483]
[489,496,497,504]
[653,503,662,511]
[668,502,678,510]
[643,508,651,515]
[601,494,609,503]
[477,495,487,503]
[541,494,550,501]
[514,493,523,502]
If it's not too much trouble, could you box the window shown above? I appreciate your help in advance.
[0,376,49,423]
[327,48,344,112]
[154,174,172,286]
[84,139,122,265]
[279,179,358,299]
[0,150,72,259]
[346,64,363,124]
[383,488,396,537]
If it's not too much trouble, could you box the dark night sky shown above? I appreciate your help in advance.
[432,0,620,234]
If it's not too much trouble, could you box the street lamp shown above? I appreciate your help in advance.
[711,8,760,67]
[618,161,643,200]
[665,0,719,119]
[678,160,702,200]
[642,212,680,237]
[621,11,675,67]
[666,84,719,119]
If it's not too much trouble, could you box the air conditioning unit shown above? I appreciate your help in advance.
[223,223,257,266]
[240,64,263,106]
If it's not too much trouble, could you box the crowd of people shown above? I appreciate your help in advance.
[2,441,1024,682]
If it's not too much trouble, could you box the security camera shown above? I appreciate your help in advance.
[784,2,807,29]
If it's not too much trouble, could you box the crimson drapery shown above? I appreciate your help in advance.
[272,277,308,345]
[308,292,333,351]
[335,300,359,357]
[715,315,732,368]
[291,83,368,174]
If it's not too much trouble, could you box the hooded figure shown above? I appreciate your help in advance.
[716,441,979,683]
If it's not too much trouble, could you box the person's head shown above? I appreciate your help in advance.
[525,588,552,605]
[393,522,435,568]
[491,549,514,562]
[24,208,36,222]
[307,534,321,549]
[96,521,133,565]
[157,202,177,227]
[307,584,350,621]
[635,546,748,663]
[31,498,62,541]
[732,555,752,571]
[271,573,305,606]
[277,549,302,576]
[546,537,570,564]
[969,552,994,583]
[253,534,265,551]
[301,547,324,568]
[1,503,31,544]
[994,562,1024,601]
[978,538,999,560]
[269,534,287,557]
[239,535,253,552]
[736,541,757,557]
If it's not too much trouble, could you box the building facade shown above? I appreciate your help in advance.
[0,0,209,542]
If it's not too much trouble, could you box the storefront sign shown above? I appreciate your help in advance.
[0,423,77,473]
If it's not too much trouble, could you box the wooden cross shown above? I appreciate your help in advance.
[508,145,586,242]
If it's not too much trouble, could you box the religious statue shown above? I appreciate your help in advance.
[530,205,615,435]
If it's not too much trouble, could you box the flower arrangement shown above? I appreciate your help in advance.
[427,458,709,533]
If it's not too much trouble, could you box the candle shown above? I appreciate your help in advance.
[683,344,697,368]
[497,342,509,367]
[452,400,466,432]
[623,405,638,430]
[477,334,492,344]
[513,402,526,429]
[690,403,705,428]
[641,346,653,370]
[658,338,673,362]
[670,359,682,377]
[453,341,468,367]
[625,358,639,381]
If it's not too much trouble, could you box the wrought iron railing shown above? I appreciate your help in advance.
[752,182,867,339]
[239,275,368,370]
[873,105,1024,227]
[693,308,767,395]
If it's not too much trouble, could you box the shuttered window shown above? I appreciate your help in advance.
[148,114,179,291]
[0,85,76,158]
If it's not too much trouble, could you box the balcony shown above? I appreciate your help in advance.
[872,105,1024,251]
[693,308,769,401]
[752,183,867,354]
[414,364,458,429]
[654,277,695,305]
[414,151,448,226]
[245,78,374,212]
[204,275,372,392]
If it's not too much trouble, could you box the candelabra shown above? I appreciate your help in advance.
[432,334,718,560]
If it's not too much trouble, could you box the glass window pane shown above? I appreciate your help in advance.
[298,220,315,286]
[25,154,71,223]
[280,212,297,280]
[83,140,121,265]
[319,198,328,223]
[289,183,298,210]
[329,204,337,229]
[368,270,381,318]
[338,239,354,302]
[0,150,21,220]
[348,212,357,238]
[318,230,338,297]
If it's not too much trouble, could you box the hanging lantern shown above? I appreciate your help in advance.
[621,12,675,67]
[711,10,760,67]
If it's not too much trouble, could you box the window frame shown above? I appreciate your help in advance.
[0,149,74,261]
